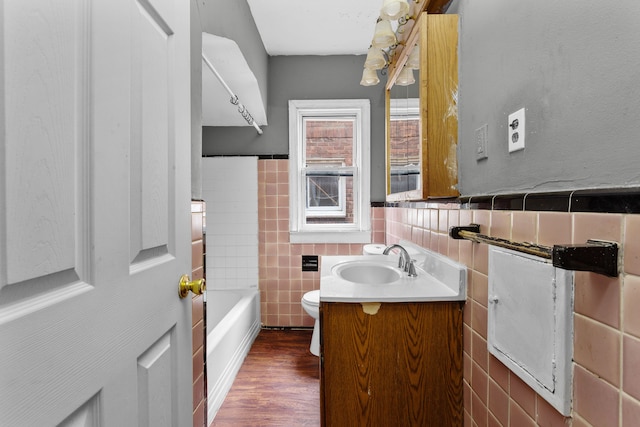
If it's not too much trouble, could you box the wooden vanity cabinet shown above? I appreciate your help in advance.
[320,301,463,427]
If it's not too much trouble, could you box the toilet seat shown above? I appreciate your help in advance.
[302,290,320,307]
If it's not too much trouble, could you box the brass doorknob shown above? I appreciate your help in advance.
[179,274,206,299]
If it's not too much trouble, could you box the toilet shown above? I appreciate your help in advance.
[301,290,321,356]
[362,244,386,256]
[301,244,386,356]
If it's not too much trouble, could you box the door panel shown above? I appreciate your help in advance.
[59,394,101,427]
[1,0,90,314]
[137,329,177,427]
[0,0,192,425]
[131,0,172,264]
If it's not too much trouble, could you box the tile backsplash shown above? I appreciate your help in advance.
[258,159,384,327]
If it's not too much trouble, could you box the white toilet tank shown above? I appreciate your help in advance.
[363,244,386,255]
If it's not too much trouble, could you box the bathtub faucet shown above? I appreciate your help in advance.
[383,244,417,277]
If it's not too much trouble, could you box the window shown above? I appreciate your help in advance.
[288,99,371,243]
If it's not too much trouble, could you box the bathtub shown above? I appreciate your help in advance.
[206,289,260,424]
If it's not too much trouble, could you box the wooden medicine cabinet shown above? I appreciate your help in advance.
[386,13,459,201]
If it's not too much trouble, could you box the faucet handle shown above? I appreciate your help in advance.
[407,260,417,277]
[397,256,405,270]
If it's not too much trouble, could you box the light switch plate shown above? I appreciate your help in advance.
[508,108,525,153]
[475,124,488,160]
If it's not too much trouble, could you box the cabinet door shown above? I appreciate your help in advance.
[386,14,459,201]
[422,14,459,197]
[320,302,463,427]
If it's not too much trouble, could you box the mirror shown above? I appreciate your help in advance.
[388,71,420,196]
[386,38,423,201]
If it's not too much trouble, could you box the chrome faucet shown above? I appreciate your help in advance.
[383,244,417,277]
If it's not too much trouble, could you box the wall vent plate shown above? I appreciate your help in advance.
[302,255,319,272]
[488,246,574,415]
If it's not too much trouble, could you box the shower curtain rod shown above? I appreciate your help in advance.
[202,54,263,135]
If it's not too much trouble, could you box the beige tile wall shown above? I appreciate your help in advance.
[258,159,385,327]
[386,205,640,427]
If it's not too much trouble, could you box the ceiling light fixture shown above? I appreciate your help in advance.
[395,66,415,86]
[371,18,397,49]
[380,0,410,20]
[360,0,419,87]
[406,43,420,69]
[360,68,381,86]
[364,46,389,70]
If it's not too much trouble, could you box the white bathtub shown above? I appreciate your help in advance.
[206,289,260,425]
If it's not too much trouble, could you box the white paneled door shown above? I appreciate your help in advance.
[0,0,193,426]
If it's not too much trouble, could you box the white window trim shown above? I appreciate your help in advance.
[288,99,371,244]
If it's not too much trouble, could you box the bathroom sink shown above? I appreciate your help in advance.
[332,260,402,285]
[320,241,467,303]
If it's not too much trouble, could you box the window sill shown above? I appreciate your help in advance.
[289,231,371,244]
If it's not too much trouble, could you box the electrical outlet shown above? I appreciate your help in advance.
[508,108,525,153]
[475,124,488,160]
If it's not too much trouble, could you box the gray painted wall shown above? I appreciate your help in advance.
[203,55,388,202]
[451,0,640,196]
[198,0,640,200]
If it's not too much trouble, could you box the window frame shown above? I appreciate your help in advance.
[288,99,371,244]
[305,159,347,219]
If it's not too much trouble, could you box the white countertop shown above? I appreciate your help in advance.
[320,243,467,303]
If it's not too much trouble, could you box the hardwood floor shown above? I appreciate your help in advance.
[211,329,320,427]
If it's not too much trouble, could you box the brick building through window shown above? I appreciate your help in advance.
[304,120,354,224]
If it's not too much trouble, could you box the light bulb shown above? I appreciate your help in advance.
[360,68,380,86]
[395,67,415,86]
[372,19,396,49]
[364,47,387,70]
[380,0,410,20]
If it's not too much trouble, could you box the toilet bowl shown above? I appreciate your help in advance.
[301,244,385,356]
[301,290,320,356]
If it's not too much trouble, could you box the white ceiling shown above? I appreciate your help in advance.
[246,0,381,55]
